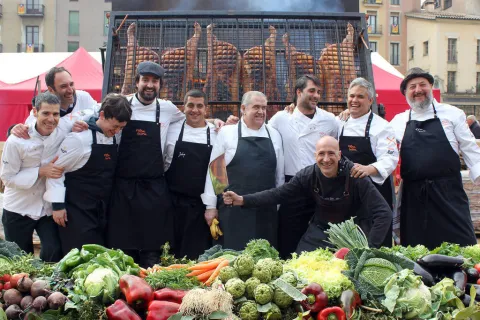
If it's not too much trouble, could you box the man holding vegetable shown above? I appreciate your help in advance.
[222,136,391,252]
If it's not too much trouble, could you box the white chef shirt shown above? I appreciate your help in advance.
[268,107,338,176]
[43,127,118,204]
[0,117,79,219]
[201,118,285,209]
[390,99,480,184]
[339,111,399,185]
[125,94,185,151]
[164,120,217,172]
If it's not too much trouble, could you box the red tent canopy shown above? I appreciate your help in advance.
[0,47,103,140]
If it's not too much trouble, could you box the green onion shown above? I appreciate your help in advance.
[325,218,369,250]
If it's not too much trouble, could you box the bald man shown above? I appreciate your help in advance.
[467,115,480,139]
[223,136,392,253]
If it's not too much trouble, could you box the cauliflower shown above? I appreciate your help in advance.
[219,266,239,283]
[225,278,246,299]
[273,288,293,309]
[279,272,297,287]
[266,303,282,320]
[256,258,283,279]
[252,264,272,283]
[245,277,261,299]
[238,300,259,320]
[234,254,255,277]
[254,283,273,305]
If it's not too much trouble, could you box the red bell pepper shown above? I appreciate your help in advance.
[317,307,346,320]
[119,275,154,310]
[154,288,187,303]
[339,289,361,319]
[301,283,328,313]
[106,299,142,320]
[146,300,180,320]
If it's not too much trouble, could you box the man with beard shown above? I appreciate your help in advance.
[202,91,284,251]
[467,115,480,139]
[390,67,480,249]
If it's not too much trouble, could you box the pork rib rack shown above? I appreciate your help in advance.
[121,22,160,95]
[204,24,242,103]
[160,22,202,101]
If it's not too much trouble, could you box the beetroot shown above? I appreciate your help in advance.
[17,276,33,293]
[3,289,22,306]
[30,280,50,298]
[47,292,66,310]
[20,295,33,309]
[5,304,22,319]
[32,296,47,311]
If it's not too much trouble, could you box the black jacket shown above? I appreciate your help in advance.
[242,158,392,248]
[470,121,480,139]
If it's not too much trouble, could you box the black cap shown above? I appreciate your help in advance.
[136,61,165,79]
[400,67,434,95]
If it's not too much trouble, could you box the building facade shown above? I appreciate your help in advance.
[406,0,480,113]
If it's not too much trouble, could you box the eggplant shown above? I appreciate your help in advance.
[466,268,480,283]
[413,262,435,286]
[462,294,472,306]
[417,254,464,269]
[450,270,468,292]
[466,284,480,302]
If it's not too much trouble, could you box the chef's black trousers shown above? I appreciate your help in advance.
[123,249,161,268]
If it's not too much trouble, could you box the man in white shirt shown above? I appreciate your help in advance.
[391,67,480,249]
[0,93,75,262]
[164,89,216,259]
[338,77,398,246]
[43,94,132,254]
[268,75,338,258]
[202,91,284,251]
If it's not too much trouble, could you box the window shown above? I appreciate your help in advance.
[423,41,429,56]
[26,26,39,46]
[370,41,377,52]
[444,0,452,9]
[68,41,79,52]
[391,0,400,4]
[434,0,441,8]
[69,11,79,36]
[390,14,400,34]
[477,40,480,64]
[477,73,480,93]
[104,11,110,36]
[447,71,456,93]
[367,12,378,34]
[409,46,414,60]
[390,42,400,65]
[26,0,40,11]
[448,38,457,62]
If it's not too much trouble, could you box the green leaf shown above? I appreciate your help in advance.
[257,302,272,313]
[0,309,7,320]
[64,301,78,311]
[181,316,195,320]
[234,296,248,304]
[208,311,229,319]
[471,285,478,305]
[271,278,307,301]
[168,312,184,320]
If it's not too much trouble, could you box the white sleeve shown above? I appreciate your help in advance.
[201,129,227,209]
[273,132,285,187]
[43,134,87,203]
[166,101,186,124]
[268,112,280,130]
[164,123,181,172]
[454,112,480,184]
[370,122,399,185]
[0,140,39,189]
[335,117,344,140]
[24,110,36,126]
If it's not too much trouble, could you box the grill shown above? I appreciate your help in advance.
[103,11,374,119]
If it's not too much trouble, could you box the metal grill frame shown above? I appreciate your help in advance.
[103,11,377,116]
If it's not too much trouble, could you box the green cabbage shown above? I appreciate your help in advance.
[83,267,120,304]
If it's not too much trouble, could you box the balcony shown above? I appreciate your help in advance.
[17,43,44,52]
[363,0,383,4]
[390,24,400,35]
[17,4,45,17]
[367,24,382,35]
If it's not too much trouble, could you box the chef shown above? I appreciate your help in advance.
[338,77,398,246]
[223,136,392,252]
[0,93,86,262]
[43,94,132,254]
[164,89,216,259]
[202,91,285,251]
[268,75,338,258]
[391,67,480,249]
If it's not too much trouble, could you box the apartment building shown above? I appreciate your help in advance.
[0,0,111,53]
[360,0,421,74]
[406,0,480,113]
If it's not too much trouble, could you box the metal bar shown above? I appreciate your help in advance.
[235,18,241,110]
[360,13,378,114]
[102,12,117,98]
[182,19,188,101]
[334,21,346,105]
[285,20,291,102]
[131,18,139,96]
[261,20,267,100]
[309,20,316,76]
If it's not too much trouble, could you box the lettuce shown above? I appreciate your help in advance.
[83,267,120,304]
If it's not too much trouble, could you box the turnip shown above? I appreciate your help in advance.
[47,292,66,310]
[5,304,22,319]
[30,280,50,298]
[32,296,47,311]
[3,289,22,306]
[20,295,33,309]
[17,276,33,293]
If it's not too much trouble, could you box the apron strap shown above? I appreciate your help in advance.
[364,112,374,137]
[178,120,186,142]
[238,119,271,140]
[207,125,211,147]
[91,129,97,144]
[408,102,437,121]
[155,99,161,126]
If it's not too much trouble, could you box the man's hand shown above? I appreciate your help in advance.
[72,120,89,133]
[39,156,65,179]
[53,209,68,227]
[284,103,295,114]
[204,208,218,226]
[213,118,225,132]
[351,163,378,179]
[223,191,244,206]
[11,124,30,139]
[338,109,351,121]
[225,115,239,125]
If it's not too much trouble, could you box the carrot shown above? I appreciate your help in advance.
[186,269,205,277]
[188,258,225,271]
[205,259,229,286]
[195,258,224,266]
[167,264,187,269]
[196,269,215,282]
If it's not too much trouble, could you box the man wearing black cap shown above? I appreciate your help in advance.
[390,67,480,249]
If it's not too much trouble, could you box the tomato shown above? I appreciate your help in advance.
[10,273,28,288]
[1,274,10,282]
[3,282,11,290]
[475,263,480,273]
[0,283,4,291]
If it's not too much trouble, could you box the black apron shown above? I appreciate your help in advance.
[60,129,117,254]
[216,123,278,251]
[165,121,213,259]
[107,99,175,251]
[339,112,393,247]
[296,167,353,253]
[400,104,476,249]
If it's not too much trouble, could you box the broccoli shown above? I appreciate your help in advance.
[254,283,273,305]
[225,278,246,299]
[245,277,262,299]
[234,254,255,277]
[238,300,259,320]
